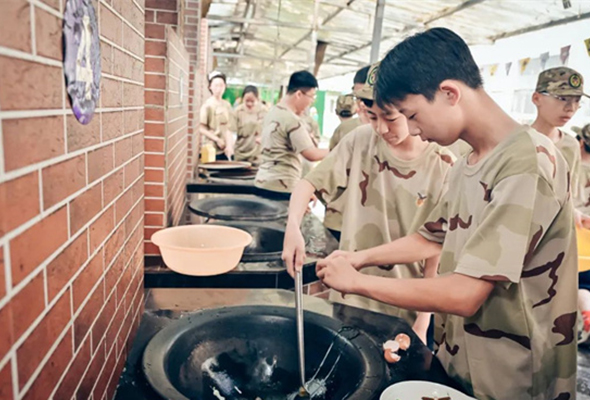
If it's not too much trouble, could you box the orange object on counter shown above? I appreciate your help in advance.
[577,227,590,272]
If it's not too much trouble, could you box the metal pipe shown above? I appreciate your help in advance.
[370,0,386,63]
[309,0,320,72]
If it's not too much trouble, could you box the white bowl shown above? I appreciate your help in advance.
[380,381,475,400]
[151,225,253,276]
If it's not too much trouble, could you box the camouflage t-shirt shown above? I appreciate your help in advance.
[301,114,321,145]
[329,117,363,151]
[232,103,268,165]
[580,162,590,214]
[305,124,455,321]
[446,139,472,159]
[556,130,584,208]
[418,126,577,400]
[199,97,233,155]
[255,105,315,193]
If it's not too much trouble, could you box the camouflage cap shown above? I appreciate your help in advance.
[536,67,588,97]
[336,94,357,115]
[354,62,379,101]
[579,124,590,147]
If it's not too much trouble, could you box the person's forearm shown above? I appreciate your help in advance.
[354,273,493,317]
[224,130,234,149]
[301,147,329,162]
[287,180,316,229]
[199,126,219,142]
[357,233,441,269]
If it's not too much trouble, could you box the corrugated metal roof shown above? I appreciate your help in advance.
[206,0,590,85]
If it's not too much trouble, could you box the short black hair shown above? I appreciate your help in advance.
[578,135,590,153]
[354,66,370,85]
[242,85,259,98]
[338,110,353,118]
[360,98,374,108]
[287,70,318,94]
[375,27,483,107]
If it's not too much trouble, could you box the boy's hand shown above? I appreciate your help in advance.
[325,250,365,270]
[282,226,306,277]
[576,209,590,229]
[316,256,361,295]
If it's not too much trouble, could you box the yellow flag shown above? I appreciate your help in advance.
[490,64,498,76]
[520,58,531,74]
[585,38,590,57]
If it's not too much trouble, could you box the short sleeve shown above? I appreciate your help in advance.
[305,136,353,204]
[199,103,210,127]
[329,125,342,151]
[455,174,561,284]
[288,118,315,154]
[417,192,449,244]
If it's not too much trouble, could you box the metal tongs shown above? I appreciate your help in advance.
[295,269,310,398]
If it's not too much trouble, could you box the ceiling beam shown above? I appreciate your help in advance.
[423,0,488,24]
[490,10,590,41]
[213,51,306,64]
[206,14,363,34]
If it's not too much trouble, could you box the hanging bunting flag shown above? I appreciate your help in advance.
[505,62,512,75]
[490,64,499,76]
[540,52,550,70]
[560,45,571,65]
[519,58,531,74]
[585,38,590,57]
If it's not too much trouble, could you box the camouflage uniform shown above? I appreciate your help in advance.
[255,105,315,193]
[306,124,455,321]
[199,96,234,155]
[578,125,590,214]
[418,126,577,400]
[329,95,360,151]
[232,102,268,165]
[536,67,589,208]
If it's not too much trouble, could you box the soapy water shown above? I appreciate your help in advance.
[204,327,359,400]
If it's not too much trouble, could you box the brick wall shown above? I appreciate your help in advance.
[0,0,145,399]
[183,0,200,177]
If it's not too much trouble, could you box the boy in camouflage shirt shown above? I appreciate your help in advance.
[283,63,455,342]
[255,71,328,195]
[316,28,577,400]
[329,94,362,151]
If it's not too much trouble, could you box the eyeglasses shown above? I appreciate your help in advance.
[302,91,317,101]
[541,92,582,109]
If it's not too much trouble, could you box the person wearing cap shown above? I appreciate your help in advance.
[352,65,372,126]
[232,85,268,166]
[255,71,329,198]
[282,63,455,343]
[329,94,360,151]
[199,71,234,160]
[576,123,590,345]
[531,67,590,227]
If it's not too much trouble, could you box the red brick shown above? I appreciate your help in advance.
[145,184,164,198]
[46,232,88,302]
[0,0,30,53]
[115,137,133,167]
[145,169,164,183]
[17,290,71,389]
[131,133,144,156]
[70,183,102,234]
[124,109,144,134]
[67,114,100,152]
[0,303,13,361]
[156,11,177,24]
[101,41,113,74]
[145,108,164,121]
[145,41,166,56]
[115,189,133,224]
[145,198,164,213]
[123,25,144,57]
[89,207,114,253]
[121,0,144,32]
[145,138,164,153]
[144,213,163,226]
[102,111,123,141]
[35,6,62,60]
[145,23,165,39]
[106,345,125,400]
[0,56,62,110]
[101,78,122,108]
[145,121,164,136]
[105,225,125,268]
[88,144,114,183]
[22,329,73,400]
[123,83,143,107]
[74,282,104,349]
[42,155,86,209]
[75,339,105,400]
[103,168,124,205]
[145,154,165,168]
[92,290,115,353]
[145,57,165,73]
[146,0,177,10]
[93,342,116,400]
[10,207,67,286]
[54,335,91,400]
[145,9,155,22]
[145,74,166,90]
[0,362,13,400]
[124,157,142,187]
[99,4,122,45]
[105,254,125,298]
[0,248,4,301]
[0,172,40,237]
[72,252,104,312]
[2,116,64,171]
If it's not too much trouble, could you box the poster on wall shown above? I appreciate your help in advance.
[560,45,571,65]
[63,0,101,125]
